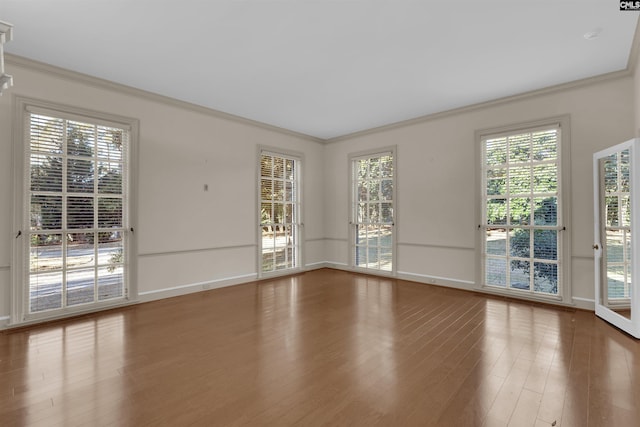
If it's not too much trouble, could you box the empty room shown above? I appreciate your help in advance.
[1,1,640,426]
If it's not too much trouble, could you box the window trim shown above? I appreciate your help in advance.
[11,96,139,325]
[348,146,397,276]
[475,116,572,304]
[256,145,304,279]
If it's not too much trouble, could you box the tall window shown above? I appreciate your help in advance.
[259,150,301,274]
[481,124,564,296]
[350,150,395,272]
[14,101,134,322]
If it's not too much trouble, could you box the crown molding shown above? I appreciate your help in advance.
[6,43,637,146]
[325,68,633,144]
[5,53,324,144]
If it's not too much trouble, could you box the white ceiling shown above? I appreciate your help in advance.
[1,1,638,139]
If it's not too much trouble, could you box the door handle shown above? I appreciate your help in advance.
[593,244,599,250]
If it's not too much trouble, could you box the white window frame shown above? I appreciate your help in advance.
[475,116,571,304]
[11,97,139,325]
[348,146,397,276]
[257,146,304,278]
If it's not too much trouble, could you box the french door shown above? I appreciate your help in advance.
[593,139,640,338]
[14,102,134,323]
[259,150,301,275]
[350,149,395,273]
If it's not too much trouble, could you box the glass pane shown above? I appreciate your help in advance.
[369,158,381,178]
[67,233,95,270]
[509,197,531,225]
[603,156,618,193]
[356,245,367,267]
[98,162,122,194]
[605,196,619,227]
[486,137,507,166]
[485,228,506,256]
[285,159,295,180]
[621,195,631,227]
[532,130,557,161]
[285,182,294,202]
[67,197,94,229]
[262,252,274,272]
[260,202,273,225]
[357,159,368,179]
[607,265,627,299]
[98,231,123,268]
[510,228,530,258]
[273,203,284,225]
[283,203,293,224]
[509,133,531,162]
[98,265,124,301]
[273,157,284,179]
[30,114,64,153]
[534,230,557,260]
[260,155,272,178]
[380,248,392,271]
[620,149,631,193]
[369,183,380,201]
[67,121,95,157]
[96,126,124,162]
[381,179,393,200]
[30,195,62,231]
[369,203,380,223]
[533,164,557,193]
[534,197,557,226]
[30,154,63,192]
[381,203,393,223]
[260,179,273,201]
[534,263,558,294]
[30,271,63,312]
[380,225,392,247]
[357,182,368,202]
[275,245,287,270]
[510,260,530,290]
[98,197,122,228]
[380,156,393,178]
[486,199,507,225]
[485,258,506,287]
[30,234,63,273]
[273,180,284,202]
[509,166,531,194]
[486,168,506,196]
[606,230,624,263]
[66,268,95,306]
[67,158,95,193]
[357,203,366,223]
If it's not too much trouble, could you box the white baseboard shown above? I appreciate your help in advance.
[572,296,595,311]
[305,262,329,270]
[138,273,258,303]
[396,271,475,290]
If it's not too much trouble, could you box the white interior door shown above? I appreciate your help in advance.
[593,139,640,338]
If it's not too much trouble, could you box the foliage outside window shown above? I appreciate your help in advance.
[483,127,561,295]
[28,113,128,313]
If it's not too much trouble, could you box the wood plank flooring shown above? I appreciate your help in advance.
[1,268,639,426]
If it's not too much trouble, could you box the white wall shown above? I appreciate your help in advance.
[1,56,636,326]
[0,57,325,324]
[323,75,635,308]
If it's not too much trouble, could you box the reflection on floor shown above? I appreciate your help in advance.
[2,268,640,426]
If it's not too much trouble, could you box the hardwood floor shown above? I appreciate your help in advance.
[1,268,639,426]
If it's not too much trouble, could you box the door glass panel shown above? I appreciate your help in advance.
[352,153,394,272]
[27,113,128,315]
[259,152,300,274]
[600,150,632,319]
